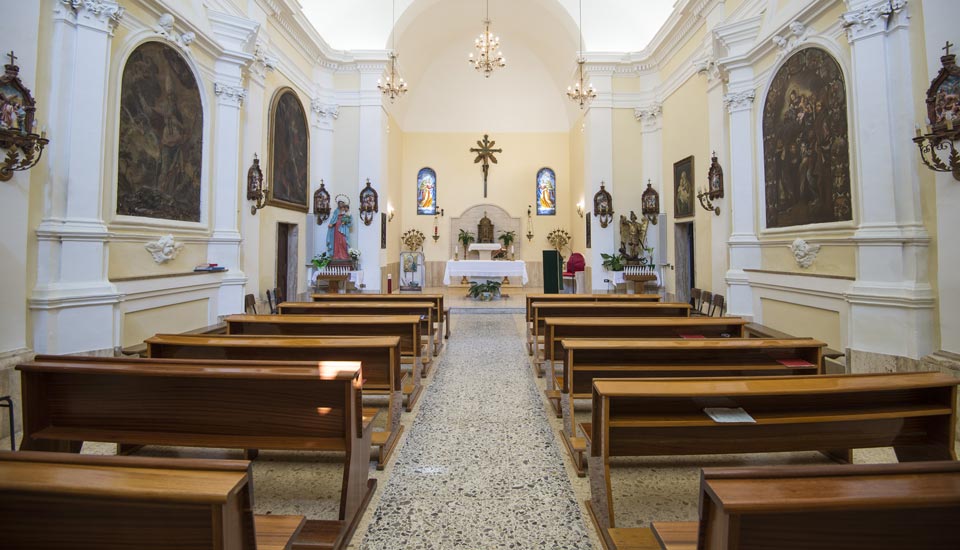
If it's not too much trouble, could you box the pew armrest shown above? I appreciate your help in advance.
[254,514,306,550]
[607,527,661,550]
[651,521,698,550]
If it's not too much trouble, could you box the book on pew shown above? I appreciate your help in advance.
[777,358,815,368]
[703,407,756,424]
[194,263,227,272]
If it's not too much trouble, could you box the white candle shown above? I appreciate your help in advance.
[510,245,514,254]
[455,245,459,254]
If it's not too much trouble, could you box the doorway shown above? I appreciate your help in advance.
[674,222,695,304]
[276,222,299,302]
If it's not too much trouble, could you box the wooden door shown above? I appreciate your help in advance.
[674,222,694,303]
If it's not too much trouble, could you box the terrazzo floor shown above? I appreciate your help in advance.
[360,312,595,550]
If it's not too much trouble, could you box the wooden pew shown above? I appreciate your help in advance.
[744,321,846,365]
[524,293,661,356]
[556,338,824,475]
[0,450,305,550]
[278,302,435,376]
[310,293,451,353]
[17,358,377,550]
[144,334,404,469]
[530,302,691,372]
[225,314,424,411]
[609,461,960,550]
[586,372,960,547]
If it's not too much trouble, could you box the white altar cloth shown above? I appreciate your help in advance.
[467,242,503,261]
[443,260,528,285]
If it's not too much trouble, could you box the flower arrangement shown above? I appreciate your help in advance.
[467,279,502,301]
[547,228,571,253]
[402,229,426,251]
[348,248,361,261]
[311,253,332,271]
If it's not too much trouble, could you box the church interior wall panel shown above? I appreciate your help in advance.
[612,108,646,253]
[658,25,709,80]
[760,296,842,351]
[749,269,851,350]
[659,74,712,294]
[0,349,31,441]
[569,112,586,256]
[121,298,209,348]
[386,113,404,266]
[760,242,856,278]
[107,239,209,280]
[400,132,571,265]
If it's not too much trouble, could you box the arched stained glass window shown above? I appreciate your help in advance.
[536,167,556,215]
[417,167,437,215]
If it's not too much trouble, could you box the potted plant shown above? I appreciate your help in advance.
[311,253,332,272]
[601,252,625,271]
[458,229,476,251]
[467,279,502,301]
[497,230,517,249]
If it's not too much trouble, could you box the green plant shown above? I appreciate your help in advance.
[601,252,625,271]
[497,230,517,248]
[458,229,476,249]
[311,253,332,271]
[466,279,502,300]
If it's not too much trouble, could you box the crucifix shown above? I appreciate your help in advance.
[470,134,502,198]
[6,51,17,66]
[944,41,954,56]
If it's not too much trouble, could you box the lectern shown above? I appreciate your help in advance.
[542,250,562,294]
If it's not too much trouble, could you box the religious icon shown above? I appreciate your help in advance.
[641,180,660,224]
[417,167,437,215]
[674,156,694,219]
[268,89,309,212]
[359,179,378,226]
[327,194,353,260]
[313,180,331,225]
[707,153,724,199]
[470,134,502,198]
[618,211,648,261]
[593,182,613,228]
[536,167,556,216]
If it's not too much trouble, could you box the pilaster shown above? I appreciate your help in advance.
[583,65,615,291]
[31,0,125,354]
[634,102,664,268]
[309,90,338,262]
[356,62,389,291]
[841,0,935,361]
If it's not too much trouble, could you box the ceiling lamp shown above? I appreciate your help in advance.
[468,0,506,78]
[378,0,408,102]
[567,0,596,109]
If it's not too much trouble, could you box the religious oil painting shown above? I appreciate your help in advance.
[268,89,309,212]
[762,47,852,228]
[417,167,437,215]
[117,42,202,222]
[673,156,694,219]
[536,167,556,215]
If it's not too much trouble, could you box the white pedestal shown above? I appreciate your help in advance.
[468,243,502,261]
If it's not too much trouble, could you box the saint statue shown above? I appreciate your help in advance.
[619,210,648,261]
[326,195,353,260]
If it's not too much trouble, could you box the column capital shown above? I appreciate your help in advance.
[723,89,756,113]
[634,102,663,133]
[214,82,246,108]
[55,0,123,34]
[841,0,908,42]
[310,99,339,129]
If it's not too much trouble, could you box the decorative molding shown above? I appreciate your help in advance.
[633,102,663,132]
[214,82,246,106]
[250,39,278,79]
[310,98,340,120]
[772,21,811,58]
[145,234,184,264]
[789,238,821,268]
[694,54,727,84]
[841,0,908,42]
[155,13,195,50]
[56,0,124,33]
[723,89,755,113]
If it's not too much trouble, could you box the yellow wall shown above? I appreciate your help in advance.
[659,74,712,292]
[400,132,571,263]
[761,297,842,351]
[761,244,856,278]
[122,299,208,347]
[612,108,645,227]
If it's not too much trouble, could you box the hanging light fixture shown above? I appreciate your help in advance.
[567,0,596,109]
[378,0,408,102]
[468,0,506,78]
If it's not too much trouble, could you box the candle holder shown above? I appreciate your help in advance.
[914,43,960,181]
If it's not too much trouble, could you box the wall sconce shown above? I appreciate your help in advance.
[359,179,379,226]
[432,212,440,242]
[246,154,267,214]
[914,42,960,181]
[0,52,49,182]
[526,205,534,241]
[576,200,584,218]
[641,180,660,224]
[387,204,395,222]
[313,180,331,225]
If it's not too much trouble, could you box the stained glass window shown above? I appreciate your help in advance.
[417,167,437,215]
[536,167,556,215]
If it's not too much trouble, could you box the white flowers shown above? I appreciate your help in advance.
[348,248,361,260]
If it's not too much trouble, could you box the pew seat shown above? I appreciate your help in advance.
[309,293,449,353]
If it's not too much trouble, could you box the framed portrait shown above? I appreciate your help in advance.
[762,48,851,228]
[673,156,695,219]
[268,88,309,212]
[116,42,203,222]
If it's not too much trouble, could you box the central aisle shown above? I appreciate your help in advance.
[361,312,594,549]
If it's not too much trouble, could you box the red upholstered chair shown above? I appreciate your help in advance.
[563,253,586,277]
[563,253,586,293]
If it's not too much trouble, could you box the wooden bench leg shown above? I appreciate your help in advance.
[444,310,451,339]
[372,424,404,470]
[560,394,587,477]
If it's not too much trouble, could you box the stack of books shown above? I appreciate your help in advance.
[194,263,227,273]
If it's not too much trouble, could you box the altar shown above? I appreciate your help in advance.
[468,242,502,261]
[443,260,528,286]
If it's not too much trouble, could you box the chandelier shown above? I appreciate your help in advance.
[468,0,505,78]
[567,0,596,109]
[378,0,408,102]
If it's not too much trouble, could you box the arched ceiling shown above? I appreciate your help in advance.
[300,0,677,132]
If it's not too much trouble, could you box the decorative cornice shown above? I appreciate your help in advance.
[723,89,756,113]
[772,21,810,59]
[214,82,247,106]
[841,0,908,42]
[694,54,727,84]
[310,99,339,120]
[56,0,124,34]
[155,13,195,51]
[250,40,278,79]
[634,103,663,132]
